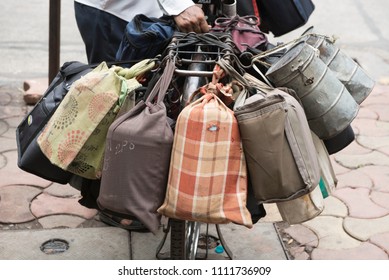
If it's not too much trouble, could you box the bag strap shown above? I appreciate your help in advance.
[217,58,251,88]
[59,59,151,79]
[214,15,260,31]
[145,57,175,104]
[106,57,175,140]
[170,32,233,53]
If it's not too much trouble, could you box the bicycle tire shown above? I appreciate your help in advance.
[170,219,201,260]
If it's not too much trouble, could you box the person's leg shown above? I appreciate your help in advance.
[74,2,128,63]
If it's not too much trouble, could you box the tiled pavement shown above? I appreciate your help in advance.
[1,78,389,259]
[0,83,100,230]
[0,81,286,260]
[282,84,389,260]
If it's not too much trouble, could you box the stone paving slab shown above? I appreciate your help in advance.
[334,150,389,168]
[0,227,130,260]
[369,232,389,253]
[44,182,81,197]
[131,222,287,260]
[30,192,97,219]
[357,135,389,150]
[131,228,168,260]
[320,196,348,217]
[344,215,389,241]
[283,224,318,248]
[352,119,389,136]
[311,242,388,260]
[38,214,87,229]
[371,191,389,210]
[0,137,18,152]
[335,169,373,189]
[0,150,52,188]
[303,216,362,250]
[0,185,42,223]
[218,223,288,260]
[358,165,389,191]
[379,146,389,157]
[332,187,389,218]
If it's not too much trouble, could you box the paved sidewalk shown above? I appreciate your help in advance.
[2,81,389,260]
[281,84,389,259]
[0,81,287,260]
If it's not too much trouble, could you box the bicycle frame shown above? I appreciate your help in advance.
[155,30,236,260]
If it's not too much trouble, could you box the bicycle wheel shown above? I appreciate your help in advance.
[170,218,201,260]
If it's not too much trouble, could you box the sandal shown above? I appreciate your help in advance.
[99,212,149,232]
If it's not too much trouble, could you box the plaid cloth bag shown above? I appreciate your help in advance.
[158,69,253,228]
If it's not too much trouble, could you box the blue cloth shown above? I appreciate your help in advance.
[115,14,175,62]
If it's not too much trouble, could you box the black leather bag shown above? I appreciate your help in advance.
[16,61,94,184]
[257,0,315,36]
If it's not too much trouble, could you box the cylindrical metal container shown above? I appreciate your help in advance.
[222,0,237,17]
[276,184,324,225]
[324,124,355,154]
[266,41,359,139]
[305,34,375,105]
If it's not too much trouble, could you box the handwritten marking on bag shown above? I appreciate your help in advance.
[103,140,136,170]
[115,140,135,155]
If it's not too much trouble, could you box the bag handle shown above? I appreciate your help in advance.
[60,58,156,79]
[213,15,262,34]
[217,58,251,88]
[218,57,281,94]
[106,57,176,142]
[170,32,233,53]
[145,57,175,105]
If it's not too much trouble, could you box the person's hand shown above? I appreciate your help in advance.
[173,5,210,33]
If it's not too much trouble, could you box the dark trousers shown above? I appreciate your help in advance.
[74,2,128,64]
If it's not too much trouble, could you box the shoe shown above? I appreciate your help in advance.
[99,212,149,232]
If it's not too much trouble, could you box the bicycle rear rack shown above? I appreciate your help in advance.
[167,32,235,77]
[166,32,236,107]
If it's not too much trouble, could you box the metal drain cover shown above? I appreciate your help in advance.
[40,239,69,254]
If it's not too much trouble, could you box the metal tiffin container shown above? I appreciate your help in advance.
[304,33,375,104]
[265,41,359,140]
[276,185,324,225]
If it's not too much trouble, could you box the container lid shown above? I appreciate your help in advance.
[265,41,308,78]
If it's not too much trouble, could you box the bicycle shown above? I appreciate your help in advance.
[156,2,241,259]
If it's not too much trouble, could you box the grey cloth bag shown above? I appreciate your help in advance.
[97,59,175,234]
[219,58,320,203]
[236,72,320,203]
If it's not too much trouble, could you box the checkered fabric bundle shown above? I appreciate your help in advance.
[158,89,253,228]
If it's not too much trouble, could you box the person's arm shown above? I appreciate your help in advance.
[158,0,209,33]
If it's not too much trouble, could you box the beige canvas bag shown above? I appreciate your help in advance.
[219,58,320,203]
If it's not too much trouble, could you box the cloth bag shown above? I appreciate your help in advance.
[97,59,176,234]
[37,60,154,179]
[116,14,175,63]
[212,15,268,53]
[311,132,338,198]
[257,0,315,37]
[158,67,253,228]
[223,58,320,203]
[16,61,95,183]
